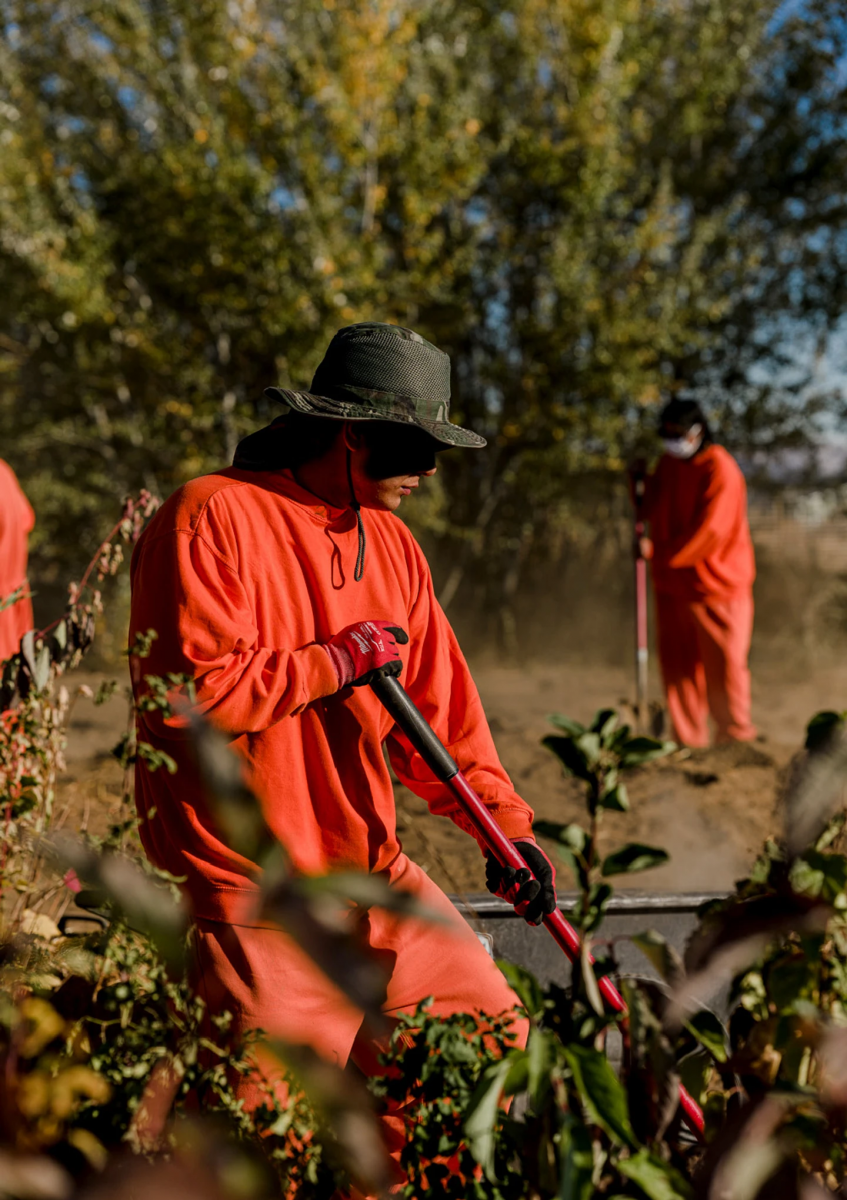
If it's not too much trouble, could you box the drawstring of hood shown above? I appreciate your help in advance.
[346,447,366,582]
[236,422,367,583]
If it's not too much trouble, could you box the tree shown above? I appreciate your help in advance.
[1,0,846,638]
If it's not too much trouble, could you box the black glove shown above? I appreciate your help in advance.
[485,838,557,926]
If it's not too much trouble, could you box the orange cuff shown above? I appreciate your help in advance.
[300,643,342,702]
[493,807,535,842]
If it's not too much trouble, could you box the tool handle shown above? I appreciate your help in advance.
[371,672,459,782]
[371,672,704,1137]
[372,674,539,877]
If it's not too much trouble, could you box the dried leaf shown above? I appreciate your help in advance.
[19,998,65,1058]
[48,835,188,974]
[0,1149,72,1199]
[20,909,62,940]
[261,876,389,1028]
[708,1096,795,1200]
[188,713,274,868]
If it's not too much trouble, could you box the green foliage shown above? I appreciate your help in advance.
[617,1151,691,1200]
[0,913,343,1196]
[601,842,669,878]
[0,585,29,614]
[370,1005,524,1199]
[539,707,674,906]
[359,701,694,1198]
[683,1011,727,1064]
[369,987,699,1199]
[562,1044,637,1149]
[665,802,847,1191]
[543,707,674,817]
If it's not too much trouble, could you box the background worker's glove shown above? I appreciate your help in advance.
[485,838,557,926]
[324,620,409,688]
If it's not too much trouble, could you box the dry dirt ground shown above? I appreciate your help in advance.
[58,652,847,900]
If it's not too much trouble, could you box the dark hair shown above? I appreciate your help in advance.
[234,412,345,471]
[658,398,714,446]
[279,413,346,468]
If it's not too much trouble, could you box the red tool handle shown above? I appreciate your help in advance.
[371,673,705,1138]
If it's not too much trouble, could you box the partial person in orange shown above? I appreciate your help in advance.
[633,398,756,748]
[0,459,35,662]
[129,324,556,1171]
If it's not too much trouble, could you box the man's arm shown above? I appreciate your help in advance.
[130,529,338,737]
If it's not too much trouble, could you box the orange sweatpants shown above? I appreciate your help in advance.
[655,589,755,748]
[193,854,528,1173]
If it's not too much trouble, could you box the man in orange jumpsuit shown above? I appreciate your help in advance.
[0,459,35,662]
[129,323,555,1154]
[636,398,756,747]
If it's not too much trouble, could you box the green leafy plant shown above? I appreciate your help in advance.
[368,978,700,1199]
[0,492,159,922]
[535,708,675,934]
[0,895,347,1197]
[370,1004,525,1199]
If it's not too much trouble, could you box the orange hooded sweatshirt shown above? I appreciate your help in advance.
[0,459,35,662]
[129,468,533,921]
[643,444,755,599]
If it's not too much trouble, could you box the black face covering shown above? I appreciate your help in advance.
[362,423,443,481]
[345,424,445,582]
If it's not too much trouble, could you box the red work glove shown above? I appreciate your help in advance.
[485,838,557,926]
[324,620,409,689]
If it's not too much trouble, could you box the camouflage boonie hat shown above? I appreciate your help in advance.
[264,322,486,449]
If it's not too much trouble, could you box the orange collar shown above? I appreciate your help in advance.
[227,467,356,528]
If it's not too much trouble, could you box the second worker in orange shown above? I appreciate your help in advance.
[636,398,756,748]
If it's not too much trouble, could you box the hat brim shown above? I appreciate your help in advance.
[264,386,486,449]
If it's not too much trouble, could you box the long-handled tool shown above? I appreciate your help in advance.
[632,467,650,732]
[371,673,705,1138]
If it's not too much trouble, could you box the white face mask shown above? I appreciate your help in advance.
[662,424,702,459]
